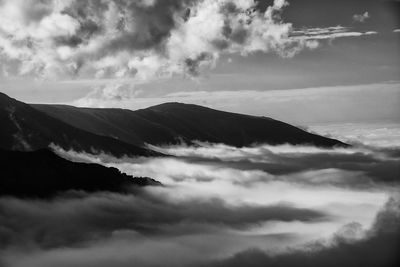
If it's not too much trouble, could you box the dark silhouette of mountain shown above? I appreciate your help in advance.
[0,148,161,198]
[34,102,348,148]
[0,93,159,157]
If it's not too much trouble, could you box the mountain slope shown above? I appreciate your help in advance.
[0,148,160,198]
[34,102,348,148]
[0,93,158,157]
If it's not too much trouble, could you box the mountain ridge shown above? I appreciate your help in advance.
[0,92,159,157]
[34,100,348,148]
[0,92,348,157]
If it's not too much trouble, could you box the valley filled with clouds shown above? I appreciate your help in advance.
[1,123,399,267]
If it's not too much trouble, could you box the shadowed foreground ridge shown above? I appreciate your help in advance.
[0,148,161,198]
[33,102,348,148]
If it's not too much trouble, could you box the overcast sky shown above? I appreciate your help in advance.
[0,0,399,124]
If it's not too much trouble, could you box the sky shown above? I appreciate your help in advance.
[0,0,399,124]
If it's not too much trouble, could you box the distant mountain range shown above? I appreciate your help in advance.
[1,92,347,157]
[0,148,161,198]
[0,92,348,198]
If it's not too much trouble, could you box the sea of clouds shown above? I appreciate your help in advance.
[1,123,399,267]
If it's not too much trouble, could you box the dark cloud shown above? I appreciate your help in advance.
[0,192,326,249]
[202,197,400,267]
[0,196,398,267]
[98,0,197,53]
[184,52,214,76]
[229,26,249,44]
[220,2,240,15]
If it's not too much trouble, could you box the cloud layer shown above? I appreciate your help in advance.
[0,0,379,82]
[292,26,377,40]
[201,197,400,267]
[2,130,400,266]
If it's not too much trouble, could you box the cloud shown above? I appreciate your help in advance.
[0,192,326,249]
[1,195,398,267]
[0,0,379,82]
[1,125,399,267]
[394,29,400,33]
[77,83,144,105]
[292,26,377,40]
[201,196,400,267]
[146,140,400,185]
[353,12,370,23]
[0,0,306,80]
[51,143,392,241]
[310,122,400,148]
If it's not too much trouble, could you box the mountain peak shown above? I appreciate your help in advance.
[144,102,260,118]
[146,102,209,110]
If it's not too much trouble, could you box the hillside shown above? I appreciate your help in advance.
[34,102,348,148]
[0,148,160,198]
[0,93,158,157]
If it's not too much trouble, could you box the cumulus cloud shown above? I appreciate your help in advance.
[76,83,144,105]
[353,11,370,23]
[0,0,307,80]
[0,0,379,82]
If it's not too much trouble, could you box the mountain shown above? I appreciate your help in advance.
[0,148,161,198]
[0,93,159,157]
[34,102,348,148]
[1,92,347,154]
